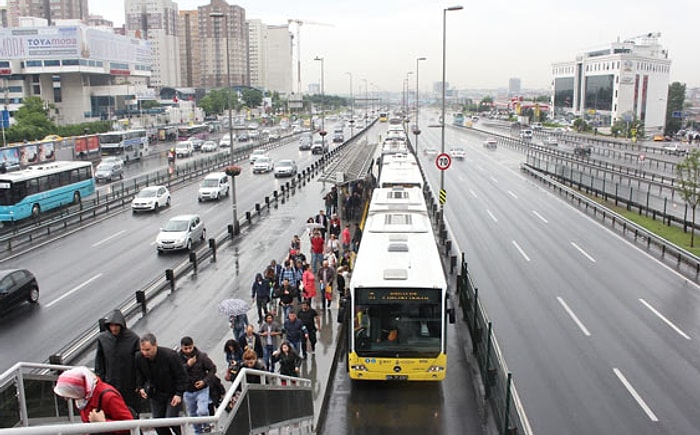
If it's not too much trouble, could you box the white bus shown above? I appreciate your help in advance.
[378,153,423,189]
[99,129,149,162]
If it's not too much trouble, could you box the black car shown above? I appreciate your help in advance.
[333,133,345,143]
[0,269,39,310]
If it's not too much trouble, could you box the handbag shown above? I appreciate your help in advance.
[325,285,333,301]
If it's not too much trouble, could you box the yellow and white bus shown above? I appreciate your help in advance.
[345,180,453,381]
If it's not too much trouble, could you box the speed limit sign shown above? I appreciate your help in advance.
[436,153,452,171]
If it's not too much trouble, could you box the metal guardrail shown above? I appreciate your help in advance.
[521,163,700,279]
[0,362,313,434]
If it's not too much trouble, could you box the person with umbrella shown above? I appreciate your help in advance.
[218,299,250,340]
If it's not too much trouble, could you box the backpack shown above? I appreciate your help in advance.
[97,388,139,419]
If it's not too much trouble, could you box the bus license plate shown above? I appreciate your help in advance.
[386,375,408,381]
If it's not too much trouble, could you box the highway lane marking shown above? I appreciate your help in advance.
[556,296,591,336]
[486,209,498,223]
[490,176,499,184]
[507,190,518,199]
[512,240,531,262]
[613,368,659,422]
[532,210,549,223]
[45,273,103,308]
[470,189,478,199]
[639,298,691,340]
[92,230,126,248]
[570,242,597,263]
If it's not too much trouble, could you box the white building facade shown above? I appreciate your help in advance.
[265,24,292,96]
[0,24,152,124]
[552,33,671,134]
[124,0,180,89]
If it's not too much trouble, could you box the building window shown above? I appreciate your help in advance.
[44,60,60,67]
[62,59,79,66]
[32,84,40,95]
[53,87,62,103]
[26,60,42,67]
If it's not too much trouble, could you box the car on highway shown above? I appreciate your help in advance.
[573,144,593,157]
[333,132,345,143]
[249,149,267,164]
[252,156,274,173]
[198,172,229,202]
[663,144,687,156]
[190,138,205,152]
[542,136,558,146]
[0,269,39,310]
[519,129,533,140]
[94,160,124,182]
[219,135,232,148]
[450,147,465,159]
[311,139,328,155]
[249,130,260,140]
[156,214,206,254]
[423,147,438,156]
[299,133,312,150]
[101,156,124,166]
[201,141,218,152]
[274,159,298,178]
[531,122,543,131]
[175,141,194,158]
[131,185,171,213]
[483,137,498,149]
[237,132,250,142]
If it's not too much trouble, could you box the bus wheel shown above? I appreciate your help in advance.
[31,204,40,219]
[73,192,81,205]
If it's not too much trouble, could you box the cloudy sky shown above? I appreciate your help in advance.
[78,0,699,94]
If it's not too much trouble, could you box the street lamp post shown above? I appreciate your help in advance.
[346,72,353,137]
[414,57,426,155]
[440,6,463,212]
[314,56,326,153]
[211,11,239,235]
[362,78,368,126]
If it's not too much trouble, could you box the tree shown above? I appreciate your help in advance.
[241,88,263,109]
[665,82,685,136]
[676,149,700,247]
[6,96,56,142]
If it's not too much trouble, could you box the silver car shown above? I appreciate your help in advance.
[155,214,206,253]
[274,159,297,178]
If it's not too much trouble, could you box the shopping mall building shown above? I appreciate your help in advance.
[0,23,153,125]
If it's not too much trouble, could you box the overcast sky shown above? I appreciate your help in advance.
[77,1,699,95]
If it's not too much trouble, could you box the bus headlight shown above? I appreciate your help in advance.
[350,364,368,372]
[426,365,445,373]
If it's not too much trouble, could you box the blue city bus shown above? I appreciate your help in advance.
[453,113,465,126]
[0,161,95,222]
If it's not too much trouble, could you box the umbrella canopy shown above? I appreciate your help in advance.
[218,298,249,317]
[306,222,325,231]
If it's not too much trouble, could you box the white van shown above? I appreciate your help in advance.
[198,172,230,202]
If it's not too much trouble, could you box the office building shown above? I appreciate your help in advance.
[247,20,292,95]
[178,9,201,88]
[552,33,670,133]
[6,0,88,27]
[125,0,180,88]
[195,0,248,89]
[509,78,521,97]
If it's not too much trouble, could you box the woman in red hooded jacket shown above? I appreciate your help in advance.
[302,263,317,306]
[54,366,134,431]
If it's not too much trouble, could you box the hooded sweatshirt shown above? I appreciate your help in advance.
[94,310,141,410]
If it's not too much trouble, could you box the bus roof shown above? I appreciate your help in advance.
[99,129,146,135]
[379,156,423,189]
[0,161,93,182]
[351,210,446,290]
[368,187,427,215]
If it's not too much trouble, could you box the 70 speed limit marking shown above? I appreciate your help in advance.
[435,153,452,171]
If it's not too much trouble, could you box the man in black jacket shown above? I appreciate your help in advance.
[178,336,217,435]
[135,333,187,435]
[94,309,141,413]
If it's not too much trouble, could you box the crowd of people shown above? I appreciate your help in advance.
[52,183,368,434]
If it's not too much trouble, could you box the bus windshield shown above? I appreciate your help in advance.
[353,288,442,358]
[99,134,123,145]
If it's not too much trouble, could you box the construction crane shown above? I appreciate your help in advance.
[288,19,333,95]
